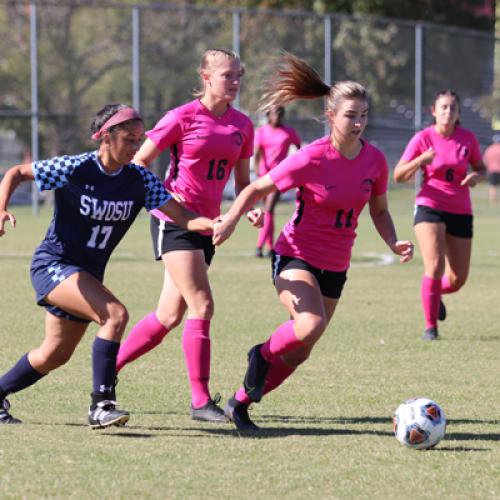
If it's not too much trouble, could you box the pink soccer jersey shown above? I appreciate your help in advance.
[269,136,388,272]
[147,99,254,222]
[401,125,482,214]
[254,124,301,177]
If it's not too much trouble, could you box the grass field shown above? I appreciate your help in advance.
[1,186,499,499]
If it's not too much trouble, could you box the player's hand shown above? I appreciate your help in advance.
[246,208,264,228]
[460,172,480,188]
[212,215,237,246]
[419,148,436,166]
[171,192,186,204]
[0,210,16,237]
[390,240,414,263]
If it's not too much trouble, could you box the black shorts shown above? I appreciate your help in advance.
[487,172,500,186]
[150,217,215,266]
[413,205,473,239]
[271,252,347,299]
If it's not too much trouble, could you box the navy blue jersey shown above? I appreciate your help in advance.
[32,150,171,278]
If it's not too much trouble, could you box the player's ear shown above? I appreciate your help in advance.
[101,130,112,145]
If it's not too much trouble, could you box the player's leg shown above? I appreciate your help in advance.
[226,268,330,430]
[116,268,186,371]
[263,190,280,254]
[260,295,338,395]
[414,221,446,340]
[248,268,328,402]
[44,272,130,427]
[442,234,472,295]
[0,313,88,424]
[163,249,223,422]
[441,212,473,297]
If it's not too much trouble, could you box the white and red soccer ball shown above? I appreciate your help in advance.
[393,397,446,449]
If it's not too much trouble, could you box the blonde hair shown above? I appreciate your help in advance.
[260,52,368,116]
[193,48,242,98]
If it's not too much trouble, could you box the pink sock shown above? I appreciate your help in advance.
[257,212,273,250]
[260,320,304,362]
[235,386,252,406]
[264,212,274,250]
[441,275,459,295]
[116,312,169,372]
[421,276,441,329]
[182,318,211,408]
[234,356,296,406]
[263,356,295,396]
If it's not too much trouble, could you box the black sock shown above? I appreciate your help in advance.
[0,353,45,395]
[92,337,120,402]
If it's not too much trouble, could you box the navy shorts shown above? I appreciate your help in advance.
[487,172,500,186]
[413,205,473,239]
[150,217,215,266]
[271,252,347,299]
[30,251,95,323]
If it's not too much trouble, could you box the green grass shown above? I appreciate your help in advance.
[1,186,499,499]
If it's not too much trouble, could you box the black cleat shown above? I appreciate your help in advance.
[243,344,269,403]
[422,327,439,341]
[88,400,129,429]
[224,396,259,432]
[0,399,21,424]
[255,247,264,258]
[438,300,447,321]
[191,394,226,423]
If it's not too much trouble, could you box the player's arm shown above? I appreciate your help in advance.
[156,198,214,233]
[393,148,436,183]
[212,174,276,245]
[234,158,264,227]
[0,163,35,236]
[133,139,162,168]
[369,193,413,263]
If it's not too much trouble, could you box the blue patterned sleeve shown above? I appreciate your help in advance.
[32,152,90,191]
[135,166,172,211]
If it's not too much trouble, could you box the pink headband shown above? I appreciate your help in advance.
[91,107,142,140]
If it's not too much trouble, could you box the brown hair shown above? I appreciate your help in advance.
[193,48,243,98]
[260,52,368,116]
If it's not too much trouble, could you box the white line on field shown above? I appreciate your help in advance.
[0,251,396,267]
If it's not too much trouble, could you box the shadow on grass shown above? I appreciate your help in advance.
[256,415,500,426]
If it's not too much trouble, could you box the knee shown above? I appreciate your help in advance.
[294,315,327,345]
[105,303,129,336]
[188,297,214,320]
[449,274,467,290]
[425,259,445,278]
[157,310,184,331]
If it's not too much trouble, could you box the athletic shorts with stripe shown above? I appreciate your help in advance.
[150,216,215,266]
[271,252,347,299]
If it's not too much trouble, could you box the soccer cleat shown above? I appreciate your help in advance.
[88,400,129,429]
[224,396,259,432]
[422,327,439,341]
[243,344,269,403]
[0,399,21,424]
[255,247,264,258]
[191,394,226,423]
[438,299,447,321]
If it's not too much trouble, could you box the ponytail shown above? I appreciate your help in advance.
[260,52,368,116]
[260,52,330,112]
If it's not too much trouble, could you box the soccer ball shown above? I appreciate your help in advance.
[393,397,446,449]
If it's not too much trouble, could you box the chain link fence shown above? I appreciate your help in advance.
[0,1,498,205]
